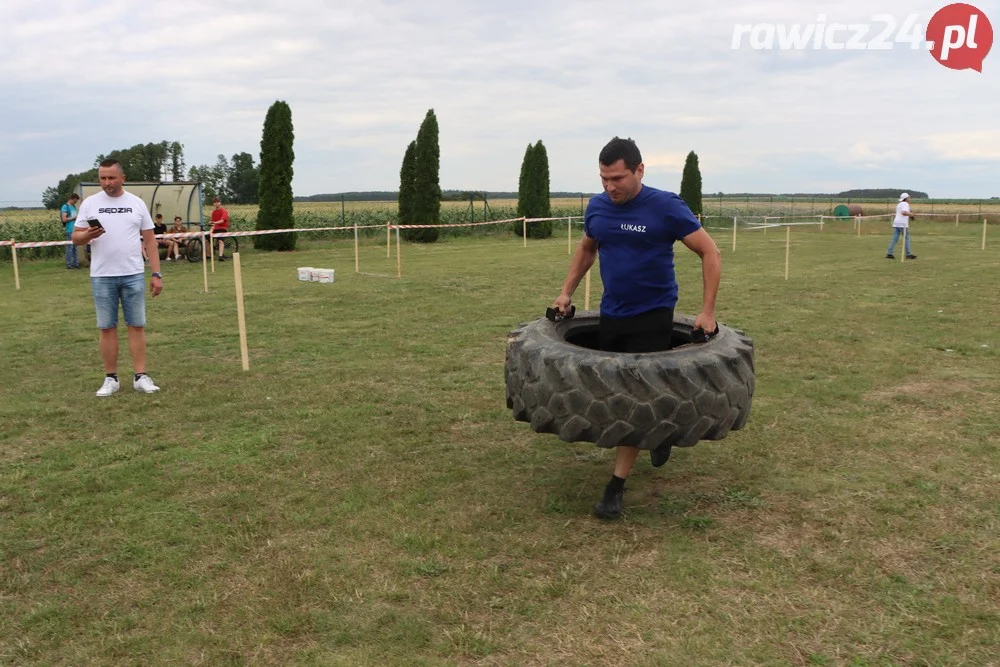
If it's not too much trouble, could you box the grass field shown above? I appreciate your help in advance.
[1,222,998,665]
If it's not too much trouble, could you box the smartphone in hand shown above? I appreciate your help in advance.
[87,218,104,229]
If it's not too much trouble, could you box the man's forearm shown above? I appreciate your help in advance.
[700,248,722,315]
[143,235,161,273]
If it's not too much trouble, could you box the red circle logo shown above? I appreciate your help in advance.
[927,3,993,71]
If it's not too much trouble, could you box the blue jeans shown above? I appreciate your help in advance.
[91,274,146,329]
[65,231,79,267]
[887,227,911,256]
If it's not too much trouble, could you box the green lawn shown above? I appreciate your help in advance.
[1,221,997,665]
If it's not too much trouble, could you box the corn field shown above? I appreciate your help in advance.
[2,197,996,263]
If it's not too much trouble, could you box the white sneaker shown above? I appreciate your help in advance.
[134,375,160,393]
[96,377,120,397]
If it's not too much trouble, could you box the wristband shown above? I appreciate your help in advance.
[151,272,162,279]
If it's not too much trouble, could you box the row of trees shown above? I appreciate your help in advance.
[41,140,263,208]
[188,152,261,204]
[42,140,185,209]
[40,102,295,252]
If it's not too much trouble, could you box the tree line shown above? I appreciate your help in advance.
[42,142,262,209]
[42,141,185,209]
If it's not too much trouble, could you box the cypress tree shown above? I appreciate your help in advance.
[529,141,552,238]
[517,144,533,218]
[398,141,417,230]
[256,101,296,250]
[517,141,553,238]
[406,109,440,243]
[679,150,703,219]
[515,144,534,233]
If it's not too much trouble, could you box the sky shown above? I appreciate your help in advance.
[1,0,998,203]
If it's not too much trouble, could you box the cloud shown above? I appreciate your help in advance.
[923,131,1000,161]
[1,0,998,201]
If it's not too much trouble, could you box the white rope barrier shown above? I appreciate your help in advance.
[212,225,367,238]
[389,216,524,230]
[524,216,584,223]
[744,221,826,231]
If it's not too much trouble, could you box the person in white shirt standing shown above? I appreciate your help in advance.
[887,192,917,260]
[72,159,163,396]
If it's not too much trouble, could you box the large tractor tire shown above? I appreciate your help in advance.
[504,311,755,449]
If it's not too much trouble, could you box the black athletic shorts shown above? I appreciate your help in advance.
[598,307,675,353]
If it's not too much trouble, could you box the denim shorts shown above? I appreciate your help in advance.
[91,274,146,329]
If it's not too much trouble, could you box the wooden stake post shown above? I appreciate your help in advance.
[201,232,209,292]
[396,226,402,278]
[567,217,572,255]
[584,269,591,310]
[10,240,20,291]
[732,216,737,252]
[354,222,360,273]
[983,218,988,250]
[522,218,527,248]
[387,223,391,258]
[784,226,791,280]
[232,253,250,371]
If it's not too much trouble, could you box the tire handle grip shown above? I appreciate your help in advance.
[691,327,718,344]
[545,305,576,322]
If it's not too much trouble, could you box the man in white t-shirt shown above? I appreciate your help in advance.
[72,159,164,396]
[887,192,916,260]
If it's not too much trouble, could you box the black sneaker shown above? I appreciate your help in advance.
[218,256,226,262]
[886,254,895,259]
[650,445,673,468]
[593,488,624,520]
[906,254,917,260]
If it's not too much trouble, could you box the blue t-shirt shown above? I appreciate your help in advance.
[61,203,78,235]
[584,185,701,318]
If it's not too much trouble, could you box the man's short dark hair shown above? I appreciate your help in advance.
[99,158,121,170]
[155,213,163,219]
[68,193,79,201]
[599,137,643,172]
[212,197,221,203]
[174,215,182,221]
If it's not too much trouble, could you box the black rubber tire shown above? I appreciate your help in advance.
[186,238,203,263]
[504,311,755,449]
